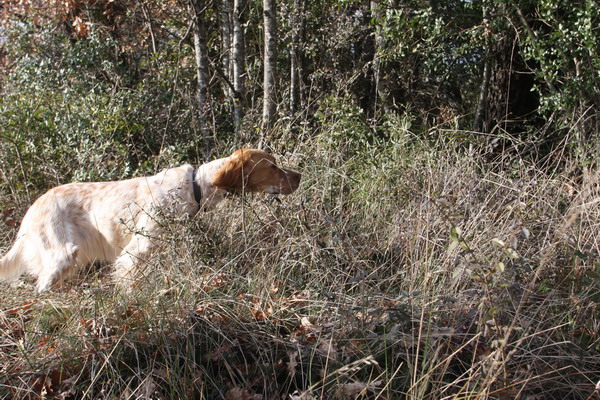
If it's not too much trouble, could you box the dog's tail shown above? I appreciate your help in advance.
[0,239,25,282]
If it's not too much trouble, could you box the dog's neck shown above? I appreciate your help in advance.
[193,157,230,211]
[191,169,202,203]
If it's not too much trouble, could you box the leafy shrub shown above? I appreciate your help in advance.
[0,23,199,202]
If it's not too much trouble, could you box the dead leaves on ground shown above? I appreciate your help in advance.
[27,369,77,400]
[0,298,156,398]
[0,283,412,399]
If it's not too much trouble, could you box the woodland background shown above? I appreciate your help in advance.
[0,0,599,399]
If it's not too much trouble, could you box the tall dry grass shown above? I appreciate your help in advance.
[0,129,599,399]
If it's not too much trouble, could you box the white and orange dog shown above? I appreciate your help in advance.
[0,148,301,292]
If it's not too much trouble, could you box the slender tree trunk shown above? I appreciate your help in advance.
[289,0,301,117]
[232,0,246,133]
[221,0,233,99]
[371,0,397,116]
[262,0,277,133]
[473,1,491,132]
[191,0,211,154]
[371,0,384,116]
[473,55,491,132]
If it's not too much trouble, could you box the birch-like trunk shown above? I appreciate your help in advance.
[289,0,301,117]
[191,0,211,154]
[220,0,233,99]
[262,0,277,132]
[232,0,246,132]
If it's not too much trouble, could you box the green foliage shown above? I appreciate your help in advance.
[375,1,483,118]
[0,23,199,195]
[517,0,600,116]
[314,96,374,154]
[1,26,130,186]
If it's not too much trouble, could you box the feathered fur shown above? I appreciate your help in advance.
[0,148,301,292]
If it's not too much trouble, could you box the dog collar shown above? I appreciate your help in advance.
[191,169,202,204]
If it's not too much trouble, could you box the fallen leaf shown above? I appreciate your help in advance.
[4,300,38,316]
[29,369,70,398]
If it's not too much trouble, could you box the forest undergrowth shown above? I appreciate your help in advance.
[1,124,599,399]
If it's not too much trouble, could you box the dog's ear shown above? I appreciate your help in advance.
[212,149,252,191]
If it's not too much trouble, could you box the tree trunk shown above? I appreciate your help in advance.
[370,0,398,116]
[220,0,233,99]
[191,0,211,154]
[371,0,384,116]
[262,0,277,133]
[473,55,491,132]
[475,2,539,135]
[232,0,246,133]
[473,1,491,132]
[289,0,301,117]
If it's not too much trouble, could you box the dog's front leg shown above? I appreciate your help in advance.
[112,234,156,289]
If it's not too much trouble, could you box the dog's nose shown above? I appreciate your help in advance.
[289,171,301,190]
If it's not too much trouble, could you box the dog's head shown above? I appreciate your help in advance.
[212,148,301,195]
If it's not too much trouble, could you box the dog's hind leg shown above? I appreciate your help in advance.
[36,243,80,293]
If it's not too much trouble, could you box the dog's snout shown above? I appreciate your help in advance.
[285,169,301,190]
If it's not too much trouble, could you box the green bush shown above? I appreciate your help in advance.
[0,24,199,201]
